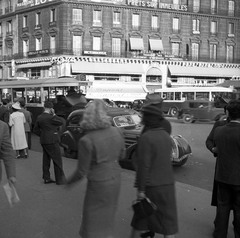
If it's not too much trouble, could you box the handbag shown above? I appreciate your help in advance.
[132,197,157,219]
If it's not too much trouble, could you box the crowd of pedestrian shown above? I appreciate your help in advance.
[1,94,240,238]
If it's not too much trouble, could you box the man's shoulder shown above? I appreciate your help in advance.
[0,120,8,130]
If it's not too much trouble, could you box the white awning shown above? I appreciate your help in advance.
[16,62,52,69]
[130,38,144,51]
[149,39,163,51]
[168,65,240,78]
[86,83,148,102]
[71,62,144,75]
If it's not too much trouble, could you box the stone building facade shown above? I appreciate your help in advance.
[0,0,239,101]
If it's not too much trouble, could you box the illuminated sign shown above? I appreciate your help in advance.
[127,0,188,11]
[17,0,53,8]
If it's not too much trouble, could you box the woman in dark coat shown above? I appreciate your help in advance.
[66,99,125,238]
[130,104,178,238]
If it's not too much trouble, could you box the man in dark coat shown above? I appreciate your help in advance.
[213,99,240,238]
[33,101,66,185]
[0,99,10,124]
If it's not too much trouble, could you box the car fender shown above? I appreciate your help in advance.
[60,130,77,151]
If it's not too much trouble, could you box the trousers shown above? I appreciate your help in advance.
[41,143,65,184]
[214,182,240,238]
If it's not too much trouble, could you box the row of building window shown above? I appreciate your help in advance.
[0,6,236,37]
[0,0,236,16]
[192,0,235,15]
[14,35,234,63]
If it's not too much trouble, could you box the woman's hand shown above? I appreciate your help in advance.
[137,191,146,200]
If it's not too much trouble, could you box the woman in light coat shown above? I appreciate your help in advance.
[66,99,125,238]
[9,102,28,158]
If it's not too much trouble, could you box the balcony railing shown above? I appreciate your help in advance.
[22,27,29,33]
[72,20,82,25]
[35,24,42,30]
[228,10,235,16]
[5,6,13,14]
[172,29,180,34]
[49,21,57,27]
[6,31,13,36]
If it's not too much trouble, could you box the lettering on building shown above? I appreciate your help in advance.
[127,0,188,11]
[17,0,53,8]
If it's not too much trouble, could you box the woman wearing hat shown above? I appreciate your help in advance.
[130,104,178,238]
[9,101,28,159]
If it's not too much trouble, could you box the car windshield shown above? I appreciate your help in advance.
[113,115,141,128]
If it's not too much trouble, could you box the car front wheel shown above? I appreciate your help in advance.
[182,114,193,124]
[169,107,178,117]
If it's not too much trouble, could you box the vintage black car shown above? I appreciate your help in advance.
[178,99,227,124]
[60,107,192,169]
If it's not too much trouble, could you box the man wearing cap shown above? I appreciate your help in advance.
[33,101,66,185]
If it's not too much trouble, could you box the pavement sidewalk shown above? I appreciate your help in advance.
[0,150,234,238]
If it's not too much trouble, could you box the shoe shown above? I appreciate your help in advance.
[140,231,155,238]
[16,155,22,159]
[24,154,28,159]
[44,179,55,184]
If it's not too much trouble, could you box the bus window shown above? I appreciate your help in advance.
[182,92,194,100]
[196,92,209,100]
[166,92,174,100]
[175,92,181,100]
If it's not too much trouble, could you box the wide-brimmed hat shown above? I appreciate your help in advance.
[141,104,163,117]
[145,93,163,105]
[12,102,21,110]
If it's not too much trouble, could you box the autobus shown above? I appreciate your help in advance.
[0,77,88,126]
[154,86,236,117]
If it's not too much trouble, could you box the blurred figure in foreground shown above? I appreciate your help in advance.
[66,99,125,238]
[213,99,240,238]
[130,104,178,238]
[33,101,65,185]
[0,120,16,185]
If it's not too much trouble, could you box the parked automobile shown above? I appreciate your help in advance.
[178,100,227,124]
[60,107,192,169]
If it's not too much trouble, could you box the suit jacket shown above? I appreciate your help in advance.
[0,106,10,124]
[33,112,63,145]
[214,122,240,185]
[0,120,16,183]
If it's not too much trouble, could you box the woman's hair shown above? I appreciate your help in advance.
[80,99,111,130]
